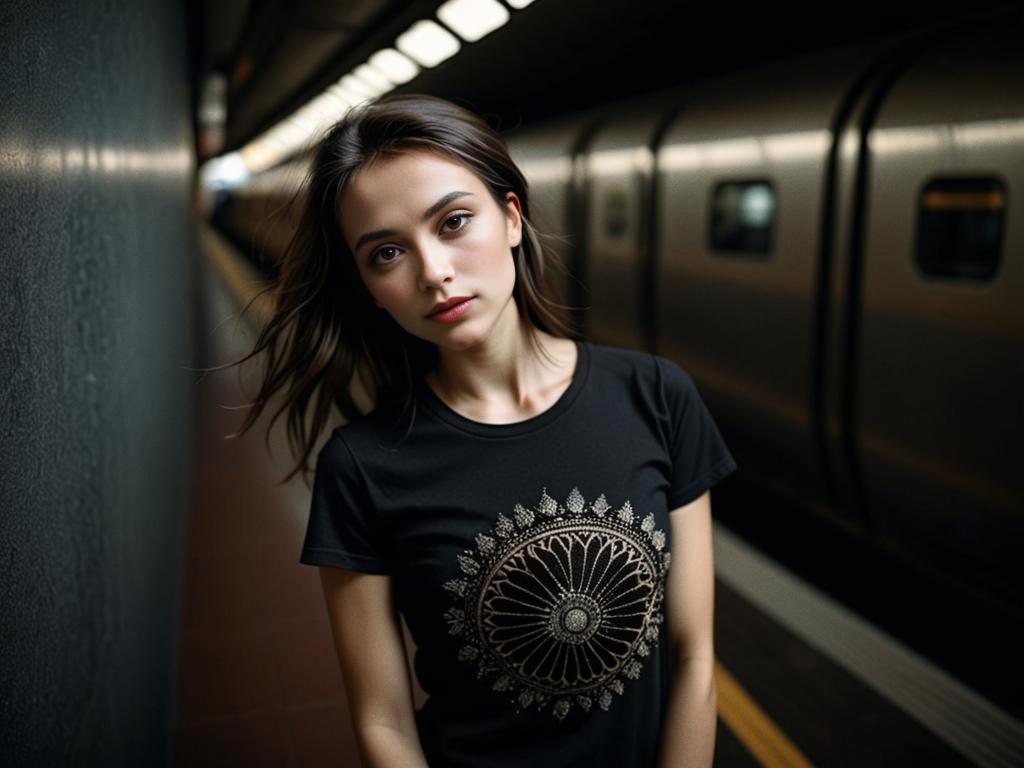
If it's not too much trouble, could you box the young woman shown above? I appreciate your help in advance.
[229,94,737,767]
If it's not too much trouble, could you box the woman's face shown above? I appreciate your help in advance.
[339,149,522,351]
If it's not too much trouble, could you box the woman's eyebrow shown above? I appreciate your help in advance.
[422,190,473,221]
[353,190,475,253]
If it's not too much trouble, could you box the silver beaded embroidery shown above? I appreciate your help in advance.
[443,486,672,722]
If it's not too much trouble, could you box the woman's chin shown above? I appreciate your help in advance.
[432,334,486,353]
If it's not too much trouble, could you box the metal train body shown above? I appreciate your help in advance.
[218,17,1022,618]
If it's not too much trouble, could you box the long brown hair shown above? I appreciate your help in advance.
[217,94,580,484]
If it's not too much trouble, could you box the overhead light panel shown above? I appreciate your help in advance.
[229,0,547,178]
[354,63,393,92]
[367,48,420,84]
[276,118,316,150]
[313,89,351,117]
[326,84,356,108]
[396,19,460,68]
[330,81,372,109]
[437,0,509,42]
[339,73,383,100]
[302,92,349,134]
[295,99,334,136]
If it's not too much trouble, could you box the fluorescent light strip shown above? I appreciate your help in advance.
[437,0,510,43]
[225,1,546,182]
[396,19,461,67]
[367,48,419,84]
[354,63,393,91]
[339,73,383,100]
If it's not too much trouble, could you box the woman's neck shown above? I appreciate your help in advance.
[426,309,574,420]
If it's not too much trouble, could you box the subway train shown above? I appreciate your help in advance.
[214,14,1022,694]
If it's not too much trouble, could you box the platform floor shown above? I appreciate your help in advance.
[173,225,1021,766]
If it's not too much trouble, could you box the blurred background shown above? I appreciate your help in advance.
[2,0,1023,765]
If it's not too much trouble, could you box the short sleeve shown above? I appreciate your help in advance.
[299,431,392,574]
[653,355,738,509]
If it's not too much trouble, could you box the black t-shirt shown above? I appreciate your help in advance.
[300,340,738,767]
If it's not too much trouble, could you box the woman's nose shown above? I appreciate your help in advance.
[418,242,454,289]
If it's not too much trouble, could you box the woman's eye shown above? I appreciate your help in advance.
[371,246,400,265]
[442,213,471,233]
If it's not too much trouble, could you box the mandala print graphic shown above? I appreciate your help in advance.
[442,487,673,721]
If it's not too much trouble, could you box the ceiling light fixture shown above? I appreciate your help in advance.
[437,0,510,43]
[396,19,461,68]
[367,48,420,84]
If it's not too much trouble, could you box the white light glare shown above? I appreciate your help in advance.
[437,0,510,43]
[200,152,250,190]
[367,48,420,84]
[396,20,461,68]
[506,0,536,7]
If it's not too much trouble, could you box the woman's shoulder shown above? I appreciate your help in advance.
[585,341,698,400]
[584,340,665,378]
[324,395,417,457]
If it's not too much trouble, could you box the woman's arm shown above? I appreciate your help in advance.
[656,490,717,768]
[319,566,430,768]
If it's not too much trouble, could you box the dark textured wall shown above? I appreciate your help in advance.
[0,0,196,764]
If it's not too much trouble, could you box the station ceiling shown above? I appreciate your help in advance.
[192,0,1016,156]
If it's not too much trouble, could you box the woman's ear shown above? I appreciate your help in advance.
[504,191,523,249]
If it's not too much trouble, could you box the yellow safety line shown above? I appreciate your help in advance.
[715,659,815,768]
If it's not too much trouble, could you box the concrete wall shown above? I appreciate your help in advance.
[0,0,197,764]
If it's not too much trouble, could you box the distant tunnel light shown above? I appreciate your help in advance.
[367,48,420,84]
[199,152,249,190]
[396,19,461,68]
[437,0,510,43]
[506,0,536,7]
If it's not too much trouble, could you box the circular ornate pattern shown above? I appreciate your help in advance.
[442,487,673,721]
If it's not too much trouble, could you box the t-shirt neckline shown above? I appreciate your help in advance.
[416,339,590,438]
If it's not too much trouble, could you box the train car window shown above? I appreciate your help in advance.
[603,187,629,239]
[915,177,1005,281]
[709,180,775,256]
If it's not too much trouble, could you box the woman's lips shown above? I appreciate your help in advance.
[428,297,475,322]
